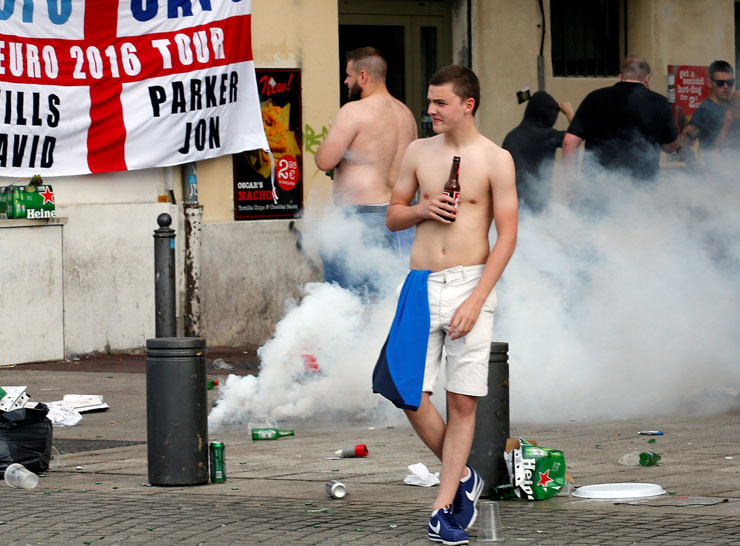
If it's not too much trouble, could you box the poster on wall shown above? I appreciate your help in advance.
[668,65,709,130]
[0,1,267,177]
[233,69,302,220]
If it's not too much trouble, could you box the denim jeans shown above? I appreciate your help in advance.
[320,205,413,297]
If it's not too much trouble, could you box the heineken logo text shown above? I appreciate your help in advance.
[520,457,536,498]
[26,209,56,219]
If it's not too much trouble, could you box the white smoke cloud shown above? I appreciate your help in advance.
[210,156,740,429]
[208,208,409,430]
[499,156,740,421]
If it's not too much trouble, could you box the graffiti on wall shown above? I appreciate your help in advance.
[304,124,329,155]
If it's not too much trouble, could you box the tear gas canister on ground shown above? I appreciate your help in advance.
[335,444,368,457]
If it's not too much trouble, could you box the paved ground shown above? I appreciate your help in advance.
[3,490,739,545]
[0,353,739,545]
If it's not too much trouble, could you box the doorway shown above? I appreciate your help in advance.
[338,0,453,137]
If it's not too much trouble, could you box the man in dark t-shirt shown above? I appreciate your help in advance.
[676,60,734,164]
[563,56,678,181]
[502,91,574,213]
[716,90,740,149]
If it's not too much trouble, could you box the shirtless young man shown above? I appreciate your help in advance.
[385,65,517,545]
[315,47,417,293]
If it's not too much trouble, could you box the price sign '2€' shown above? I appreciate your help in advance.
[277,154,299,191]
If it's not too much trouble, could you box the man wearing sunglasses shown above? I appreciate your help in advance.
[676,60,734,163]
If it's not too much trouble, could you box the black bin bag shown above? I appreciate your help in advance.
[0,402,53,475]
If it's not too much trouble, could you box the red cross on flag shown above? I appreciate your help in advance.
[0,0,268,177]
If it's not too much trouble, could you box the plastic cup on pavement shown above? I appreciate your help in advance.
[477,500,502,541]
[4,463,39,489]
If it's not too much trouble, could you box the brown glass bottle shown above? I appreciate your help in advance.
[443,156,461,222]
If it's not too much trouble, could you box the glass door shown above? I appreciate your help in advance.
[338,4,451,136]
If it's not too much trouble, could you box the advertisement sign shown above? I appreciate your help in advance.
[234,69,302,220]
[0,1,267,177]
[668,65,709,129]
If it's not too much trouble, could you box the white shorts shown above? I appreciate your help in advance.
[422,264,497,397]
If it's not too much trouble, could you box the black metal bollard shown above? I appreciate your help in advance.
[154,213,176,338]
[146,337,208,485]
[468,342,510,498]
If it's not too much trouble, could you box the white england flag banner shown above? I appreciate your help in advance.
[0,0,268,177]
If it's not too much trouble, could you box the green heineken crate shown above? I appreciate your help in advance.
[505,438,566,500]
[22,184,56,218]
[0,184,55,219]
[0,185,14,219]
[0,186,7,218]
[0,186,27,219]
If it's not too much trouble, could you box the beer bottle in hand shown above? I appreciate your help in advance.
[443,156,461,222]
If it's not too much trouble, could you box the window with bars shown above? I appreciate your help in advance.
[550,0,626,77]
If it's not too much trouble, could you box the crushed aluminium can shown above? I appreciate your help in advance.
[325,480,347,499]
[209,441,226,483]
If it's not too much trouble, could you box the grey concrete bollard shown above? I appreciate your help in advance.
[468,342,510,498]
[146,337,208,486]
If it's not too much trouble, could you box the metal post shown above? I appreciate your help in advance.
[153,213,176,338]
[146,337,208,485]
[182,163,202,337]
[468,342,510,498]
[183,206,203,337]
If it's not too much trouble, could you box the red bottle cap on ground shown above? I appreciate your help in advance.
[355,444,368,457]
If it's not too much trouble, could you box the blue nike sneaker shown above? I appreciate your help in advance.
[427,507,469,545]
[452,465,484,531]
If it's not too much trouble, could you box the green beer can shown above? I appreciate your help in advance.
[209,441,226,483]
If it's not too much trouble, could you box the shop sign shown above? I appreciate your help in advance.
[234,68,302,220]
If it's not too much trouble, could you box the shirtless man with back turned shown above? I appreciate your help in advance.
[315,47,417,293]
[381,65,518,545]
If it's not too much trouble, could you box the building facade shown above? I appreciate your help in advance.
[1,0,734,363]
